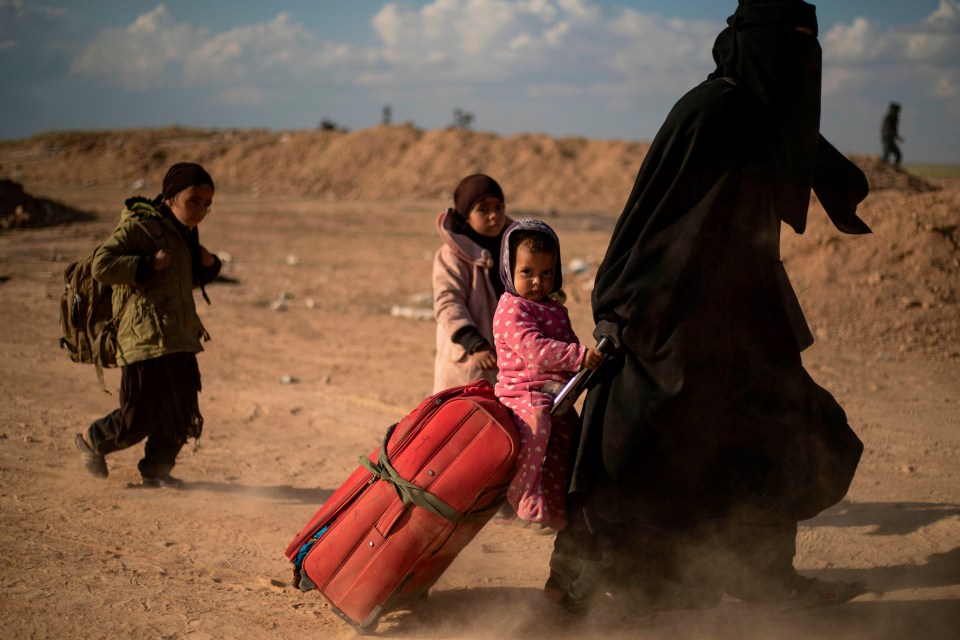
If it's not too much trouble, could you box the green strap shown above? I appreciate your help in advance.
[358,424,498,524]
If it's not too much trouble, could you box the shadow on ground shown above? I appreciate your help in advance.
[805,500,960,535]
[183,481,333,505]
[373,585,959,640]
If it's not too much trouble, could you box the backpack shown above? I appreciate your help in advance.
[59,214,165,390]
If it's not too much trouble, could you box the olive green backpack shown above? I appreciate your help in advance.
[58,214,165,390]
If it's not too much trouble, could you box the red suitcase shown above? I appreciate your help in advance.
[284,380,520,633]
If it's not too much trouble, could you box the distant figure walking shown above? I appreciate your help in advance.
[881,102,903,167]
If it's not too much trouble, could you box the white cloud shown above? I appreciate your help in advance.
[821,17,883,62]
[70,5,199,90]
[556,0,597,21]
[369,0,561,81]
[607,10,717,80]
[66,0,958,139]
[364,0,715,93]
[183,12,314,85]
[923,0,960,30]
[71,4,366,91]
[821,0,960,83]
[215,85,267,106]
[63,0,724,133]
[66,1,718,101]
[822,67,865,95]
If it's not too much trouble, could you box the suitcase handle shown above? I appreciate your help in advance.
[550,336,615,416]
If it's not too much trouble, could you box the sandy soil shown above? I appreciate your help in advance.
[0,129,958,639]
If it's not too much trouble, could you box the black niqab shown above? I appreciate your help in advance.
[708,0,822,232]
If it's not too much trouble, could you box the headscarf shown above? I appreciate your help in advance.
[708,0,821,232]
[498,218,563,297]
[452,174,504,220]
[156,162,215,205]
[153,161,216,305]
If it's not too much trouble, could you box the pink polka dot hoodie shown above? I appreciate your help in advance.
[493,219,586,530]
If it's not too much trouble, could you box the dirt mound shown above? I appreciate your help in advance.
[1,125,959,640]
[852,156,940,193]
[0,179,95,230]
[0,125,940,211]
[0,126,955,357]
[0,126,646,214]
[783,183,960,359]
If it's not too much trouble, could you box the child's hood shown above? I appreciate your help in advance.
[499,218,564,297]
[120,196,162,223]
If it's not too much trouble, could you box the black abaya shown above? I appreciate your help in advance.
[553,0,871,610]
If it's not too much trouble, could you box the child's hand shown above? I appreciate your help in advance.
[152,248,174,271]
[470,347,497,371]
[583,348,603,370]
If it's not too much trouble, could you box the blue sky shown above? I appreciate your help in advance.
[1,1,958,163]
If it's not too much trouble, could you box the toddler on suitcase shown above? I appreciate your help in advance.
[493,219,602,530]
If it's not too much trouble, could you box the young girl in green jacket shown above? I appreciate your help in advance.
[74,162,221,488]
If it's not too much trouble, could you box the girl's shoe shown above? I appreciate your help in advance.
[74,433,108,478]
[140,474,185,489]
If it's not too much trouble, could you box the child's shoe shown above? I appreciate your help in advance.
[74,432,108,478]
[140,474,185,489]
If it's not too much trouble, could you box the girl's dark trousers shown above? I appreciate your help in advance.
[86,352,202,480]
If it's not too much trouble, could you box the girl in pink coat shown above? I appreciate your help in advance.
[432,175,511,393]
[494,219,602,530]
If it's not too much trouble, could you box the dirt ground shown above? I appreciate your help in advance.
[0,132,958,639]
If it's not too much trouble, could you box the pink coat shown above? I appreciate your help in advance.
[494,292,586,529]
[432,210,505,393]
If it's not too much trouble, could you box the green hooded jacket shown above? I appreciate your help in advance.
[91,198,219,365]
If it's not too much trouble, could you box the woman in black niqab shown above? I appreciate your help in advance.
[547,0,869,614]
